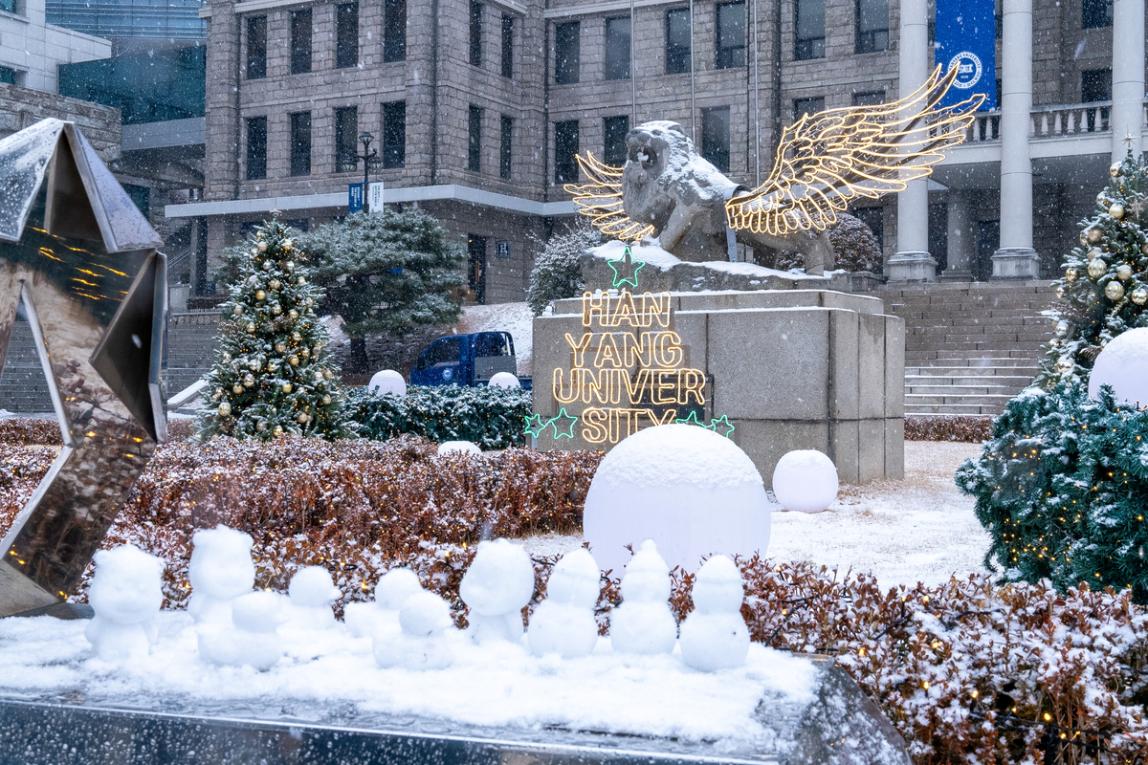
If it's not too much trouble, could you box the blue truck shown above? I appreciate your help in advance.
[409,331,531,389]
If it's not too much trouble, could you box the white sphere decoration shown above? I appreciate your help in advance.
[1088,327,1148,408]
[437,440,481,456]
[368,369,407,397]
[488,371,521,389]
[583,424,771,573]
[771,450,839,513]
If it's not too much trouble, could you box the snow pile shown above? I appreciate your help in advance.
[589,240,830,282]
[583,424,771,572]
[1088,326,1148,407]
[771,450,839,513]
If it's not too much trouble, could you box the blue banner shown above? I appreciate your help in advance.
[935,0,997,111]
[347,183,364,213]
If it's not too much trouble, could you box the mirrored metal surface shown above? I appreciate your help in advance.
[0,119,166,616]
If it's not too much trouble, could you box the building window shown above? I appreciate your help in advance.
[501,14,514,78]
[289,111,311,176]
[855,0,889,53]
[383,0,406,62]
[0,1,18,15]
[334,106,358,173]
[554,21,580,84]
[336,3,359,68]
[0,65,18,85]
[795,0,825,60]
[1082,0,1113,28]
[470,1,484,67]
[852,90,884,106]
[246,116,267,180]
[793,96,825,119]
[468,235,487,305]
[554,120,579,183]
[716,2,746,69]
[605,16,631,80]
[604,115,629,166]
[245,16,266,79]
[468,105,483,172]
[290,9,312,74]
[500,115,513,179]
[665,8,691,74]
[1081,68,1112,101]
[382,101,406,169]
[701,107,730,173]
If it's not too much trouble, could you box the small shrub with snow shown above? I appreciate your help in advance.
[526,224,600,316]
[347,384,532,449]
[774,213,883,273]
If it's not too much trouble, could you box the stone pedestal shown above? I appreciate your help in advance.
[885,252,938,283]
[533,289,905,485]
[991,248,1041,279]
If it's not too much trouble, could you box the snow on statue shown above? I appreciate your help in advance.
[609,541,677,656]
[528,548,601,659]
[187,526,256,625]
[680,556,750,672]
[566,67,981,274]
[459,539,535,643]
[86,545,165,662]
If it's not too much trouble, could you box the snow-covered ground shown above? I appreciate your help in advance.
[0,611,815,749]
[526,441,990,589]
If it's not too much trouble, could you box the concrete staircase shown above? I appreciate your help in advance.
[881,282,1056,416]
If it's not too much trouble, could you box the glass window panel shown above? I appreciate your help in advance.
[246,16,266,79]
[665,8,691,74]
[604,115,629,166]
[500,115,513,179]
[290,9,312,74]
[716,2,745,69]
[855,0,889,53]
[554,120,579,183]
[470,1,484,67]
[701,106,730,172]
[383,0,406,62]
[290,111,311,176]
[501,14,514,78]
[382,101,406,169]
[246,116,267,179]
[468,105,483,172]
[554,21,580,84]
[336,3,359,69]
[795,0,825,60]
[605,16,631,80]
[335,106,358,173]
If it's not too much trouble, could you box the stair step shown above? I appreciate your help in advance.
[906,393,1016,406]
[905,382,1032,395]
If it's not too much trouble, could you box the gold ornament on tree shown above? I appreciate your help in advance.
[255,290,266,301]
[1110,203,1125,220]
[1065,267,1079,282]
[1132,286,1148,305]
[243,373,255,388]
[231,384,243,395]
[273,425,284,437]
[1087,228,1103,243]
[281,382,293,393]
[245,322,256,334]
[218,402,232,416]
[269,279,281,290]
[271,304,282,315]
[1088,258,1107,279]
[1105,281,1126,301]
[1116,264,1133,281]
[1110,162,1122,177]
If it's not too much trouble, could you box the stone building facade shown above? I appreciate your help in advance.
[170,0,1145,303]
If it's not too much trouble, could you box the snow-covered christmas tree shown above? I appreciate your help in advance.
[1041,150,1148,384]
[199,221,348,440]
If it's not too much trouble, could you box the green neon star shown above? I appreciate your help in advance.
[549,408,580,439]
[707,415,736,438]
[524,413,548,438]
[607,246,645,289]
[675,410,705,427]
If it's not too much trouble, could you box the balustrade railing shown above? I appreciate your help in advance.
[962,100,1121,144]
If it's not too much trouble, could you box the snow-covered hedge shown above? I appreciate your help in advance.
[347,385,532,449]
[904,415,993,443]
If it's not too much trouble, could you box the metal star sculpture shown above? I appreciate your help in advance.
[0,119,167,616]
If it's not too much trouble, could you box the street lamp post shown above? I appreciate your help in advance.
[357,131,377,214]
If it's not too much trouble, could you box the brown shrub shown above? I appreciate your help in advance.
[906,415,994,443]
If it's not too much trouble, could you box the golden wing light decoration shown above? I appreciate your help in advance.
[726,66,985,237]
[564,152,655,243]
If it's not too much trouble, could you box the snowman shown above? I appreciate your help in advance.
[187,526,256,625]
[285,566,341,629]
[199,590,288,670]
[85,545,165,662]
[527,548,601,658]
[608,540,677,655]
[679,555,750,671]
[459,539,535,644]
[344,567,423,638]
[374,589,457,670]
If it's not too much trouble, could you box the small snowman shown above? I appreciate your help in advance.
[527,548,601,658]
[459,539,535,644]
[86,545,165,662]
[608,540,677,655]
[199,590,288,670]
[285,566,341,629]
[344,567,422,638]
[679,555,750,671]
[374,590,456,670]
[187,526,255,626]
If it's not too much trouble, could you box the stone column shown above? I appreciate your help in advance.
[942,191,974,281]
[887,0,937,282]
[991,0,1040,279]
[1112,0,1145,161]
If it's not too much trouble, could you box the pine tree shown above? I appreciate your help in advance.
[958,152,1148,601]
[1040,151,1148,384]
[199,221,348,440]
[300,210,464,373]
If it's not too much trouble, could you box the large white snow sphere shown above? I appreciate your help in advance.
[771,450,839,514]
[1088,328,1148,408]
[583,424,771,573]
[438,440,481,456]
[488,372,521,389]
[368,369,407,397]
